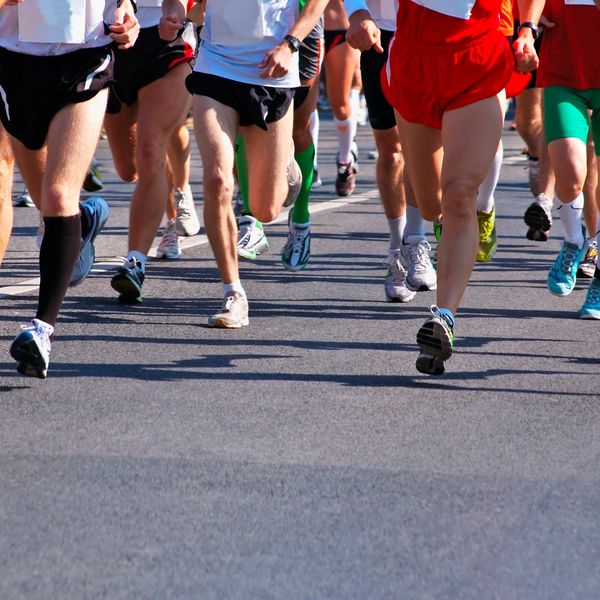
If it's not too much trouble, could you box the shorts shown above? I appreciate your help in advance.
[324,29,347,55]
[107,24,195,113]
[0,45,113,150]
[361,29,395,131]
[299,20,324,84]
[186,72,295,130]
[544,86,600,154]
[383,29,513,130]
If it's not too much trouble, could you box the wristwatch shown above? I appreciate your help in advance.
[284,34,301,53]
[518,21,539,40]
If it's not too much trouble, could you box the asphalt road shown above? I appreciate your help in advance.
[0,116,599,599]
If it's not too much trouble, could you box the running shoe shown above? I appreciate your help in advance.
[284,152,303,208]
[70,196,110,287]
[312,167,322,189]
[416,305,455,375]
[524,194,552,240]
[579,278,600,320]
[156,219,181,260]
[83,157,103,192]
[208,291,249,328]
[111,258,145,304]
[13,189,35,208]
[335,156,357,197]
[384,252,416,303]
[10,318,54,379]
[401,239,437,291]
[233,192,244,218]
[527,154,540,197]
[281,220,310,272]
[577,240,597,279]
[433,221,442,242]
[476,208,498,263]
[237,215,269,260]
[174,185,200,236]
[547,239,586,296]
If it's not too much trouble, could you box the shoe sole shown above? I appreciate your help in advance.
[385,289,416,303]
[406,280,437,292]
[416,353,445,375]
[524,204,551,232]
[476,241,498,263]
[111,274,143,303]
[10,339,47,379]
[416,320,453,361]
[208,316,249,328]
[526,227,548,242]
[580,311,600,320]
[156,251,181,260]
[281,256,309,272]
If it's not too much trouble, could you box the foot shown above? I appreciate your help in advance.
[476,208,498,263]
[579,277,600,320]
[111,258,145,304]
[577,241,597,279]
[237,215,269,260]
[415,305,455,375]
[335,156,357,197]
[400,239,437,291]
[174,185,200,237]
[10,318,53,379]
[384,252,416,303]
[524,194,552,241]
[547,239,586,296]
[208,291,249,328]
[156,219,181,260]
[281,220,311,272]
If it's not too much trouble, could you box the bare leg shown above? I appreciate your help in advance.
[0,123,14,265]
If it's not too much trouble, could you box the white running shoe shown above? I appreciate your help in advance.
[156,219,181,260]
[10,318,54,379]
[13,189,35,208]
[281,220,310,271]
[401,239,437,291]
[208,291,249,328]
[174,185,200,236]
[237,215,269,260]
[384,252,416,303]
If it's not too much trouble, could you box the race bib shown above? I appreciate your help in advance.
[379,0,397,20]
[18,0,86,44]
[410,0,475,19]
[564,0,595,5]
[208,0,265,46]
[137,0,163,6]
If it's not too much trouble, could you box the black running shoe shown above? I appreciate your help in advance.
[111,259,145,303]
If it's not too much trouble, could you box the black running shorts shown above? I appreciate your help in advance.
[0,45,113,150]
[186,72,295,130]
[360,29,396,131]
[299,19,324,84]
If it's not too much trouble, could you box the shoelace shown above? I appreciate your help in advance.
[407,242,431,273]
[559,245,580,273]
[585,283,600,304]
[478,214,494,241]
[291,229,309,255]
[160,222,178,248]
[384,254,406,284]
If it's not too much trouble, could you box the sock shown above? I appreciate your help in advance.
[349,88,360,143]
[234,135,251,215]
[404,204,427,243]
[477,143,502,214]
[36,215,81,327]
[291,144,315,224]
[334,117,354,164]
[388,215,406,251]
[309,110,320,168]
[556,192,584,247]
[224,280,245,297]
[127,250,147,272]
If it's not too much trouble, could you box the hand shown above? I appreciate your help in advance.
[512,29,539,73]
[347,10,383,52]
[0,0,24,7]
[259,43,292,79]
[158,14,183,41]
[109,3,140,50]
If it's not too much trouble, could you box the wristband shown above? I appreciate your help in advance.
[518,21,538,40]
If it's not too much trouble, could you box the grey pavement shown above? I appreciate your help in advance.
[0,116,599,599]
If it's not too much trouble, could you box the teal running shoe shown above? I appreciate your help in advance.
[579,278,600,320]
[547,239,586,296]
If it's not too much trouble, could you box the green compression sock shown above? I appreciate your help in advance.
[291,143,314,224]
[234,135,251,215]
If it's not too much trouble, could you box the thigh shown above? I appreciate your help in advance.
[324,42,359,112]
[544,86,590,147]
[441,93,505,193]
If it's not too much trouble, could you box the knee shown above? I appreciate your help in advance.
[204,168,234,202]
[442,179,478,219]
[136,137,165,173]
[332,102,352,121]
[115,163,138,183]
[251,202,278,224]
[377,146,403,173]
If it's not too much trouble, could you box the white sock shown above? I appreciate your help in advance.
[334,117,354,164]
[388,215,406,251]
[404,204,427,242]
[476,143,502,214]
[224,281,245,297]
[349,88,360,142]
[556,192,585,247]
[310,110,320,167]
[126,250,147,271]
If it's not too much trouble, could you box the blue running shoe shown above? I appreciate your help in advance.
[70,197,110,287]
[111,258,145,304]
[547,239,586,296]
[579,278,600,320]
[10,318,54,379]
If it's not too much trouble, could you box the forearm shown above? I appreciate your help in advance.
[287,0,329,42]
[517,0,546,25]
[344,0,369,19]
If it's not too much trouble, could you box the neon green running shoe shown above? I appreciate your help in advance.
[476,208,497,263]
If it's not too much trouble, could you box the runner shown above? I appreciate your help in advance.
[382,0,543,374]
[323,0,361,196]
[345,0,436,301]
[160,0,326,327]
[533,0,600,318]
[0,0,139,378]
[107,0,197,303]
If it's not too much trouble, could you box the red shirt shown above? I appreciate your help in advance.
[537,0,600,90]
[395,0,502,45]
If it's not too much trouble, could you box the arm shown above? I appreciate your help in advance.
[159,0,188,41]
[259,0,330,79]
[346,7,383,53]
[512,0,546,72]
[109,0,140,49]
